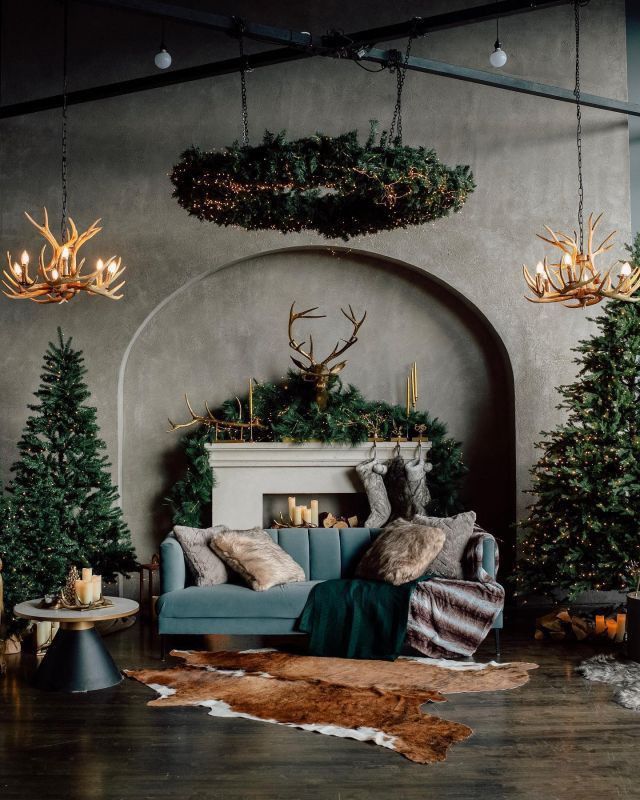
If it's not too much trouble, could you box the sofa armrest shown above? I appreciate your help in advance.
[463,526,500,583]
[160,534,187,594]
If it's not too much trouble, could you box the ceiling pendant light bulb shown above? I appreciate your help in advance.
[154,47,172,70]
[490,40,508,68]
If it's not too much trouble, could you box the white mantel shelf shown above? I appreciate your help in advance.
[205,441,430,528]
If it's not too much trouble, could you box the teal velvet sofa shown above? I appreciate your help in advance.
[158,527,503,654]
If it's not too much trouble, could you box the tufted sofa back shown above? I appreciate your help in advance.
[264,528,383,580]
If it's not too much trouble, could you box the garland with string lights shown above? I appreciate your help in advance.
[166,370,466,526]
[516,234,640,600]
[170,126,475,241]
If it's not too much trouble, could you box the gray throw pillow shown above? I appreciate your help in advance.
[355,518,445,586]
[210,528,305,592]
[173,524,229,586]
[414,511,477,580]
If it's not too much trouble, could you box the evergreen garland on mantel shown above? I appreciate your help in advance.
[166,371,467,527]
[171,127,475,241]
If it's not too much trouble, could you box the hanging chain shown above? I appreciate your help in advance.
[236,19,249,146]
[61,0,69,240]
[574,0,584,252]
[388,33,413,145]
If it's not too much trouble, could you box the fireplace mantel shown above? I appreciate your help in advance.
[205,441,428,528]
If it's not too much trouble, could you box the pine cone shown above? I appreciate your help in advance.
[62,566,80,604]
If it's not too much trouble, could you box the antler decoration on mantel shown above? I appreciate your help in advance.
[523,213,640,308]
[3,209,126,304]
[168,395,265,442]
[288,302,367,409]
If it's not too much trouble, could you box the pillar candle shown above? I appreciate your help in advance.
[310,500,319,527]
[75,579,93,605]
[615,613,627,643]
[81,567,93,582]
[594,615,606,635]
[293,505,303,526]
[92,574,102,601]
[406,376,411,416]
[36,621,53,651]
[606,618,617,639]
[288,496,296,523]
[301,506,311,524]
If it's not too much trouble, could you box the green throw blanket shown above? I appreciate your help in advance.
[298,575,431,661]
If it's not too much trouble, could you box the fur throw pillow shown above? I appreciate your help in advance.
[173,525,229,586]
[210,528,305,591]
[414,511,477,580]
[355,519,445,586]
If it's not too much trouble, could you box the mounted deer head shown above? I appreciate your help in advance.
[288,302,367,409]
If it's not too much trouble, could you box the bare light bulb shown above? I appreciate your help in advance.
[20,250,29,266]
[13,262,22,277]
[620,262,632,277]
[51,268,59,280]
[61,246,70,260]
[96,258,105,271]
[154,48,172,69]
[107,261,118,275]
[535,261,545,275]
[489,41,508,68]
[562,253,573,267]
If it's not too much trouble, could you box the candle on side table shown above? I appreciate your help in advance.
[75,579,93,605]
[615,613,627,643]
[81,567,93,582]
[92,574,102,601]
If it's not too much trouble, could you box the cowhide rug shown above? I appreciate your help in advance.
[126,650,537,764]
[577,653,640,711]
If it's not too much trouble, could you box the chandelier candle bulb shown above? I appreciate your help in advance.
[616,613,627,643]
[595,614,606,634]
[310,500,319,527]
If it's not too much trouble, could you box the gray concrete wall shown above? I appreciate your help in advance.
[628,0,640,234]
[0,0,631,573]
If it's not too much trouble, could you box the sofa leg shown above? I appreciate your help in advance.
[494,629,501,661]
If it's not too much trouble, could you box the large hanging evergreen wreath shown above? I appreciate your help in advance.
[171,128,475,241]
[166,371,467,527]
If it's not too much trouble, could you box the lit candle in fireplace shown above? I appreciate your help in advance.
[288,496,296,523]
[310,499,319,527]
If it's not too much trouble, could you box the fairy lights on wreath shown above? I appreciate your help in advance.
[171,29,475,241]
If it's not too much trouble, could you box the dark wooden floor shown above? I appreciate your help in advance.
[1,618,638,800]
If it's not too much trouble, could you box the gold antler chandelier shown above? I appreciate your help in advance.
[3,210,125,304]
[523,1,639,308]
[3,0,127,305]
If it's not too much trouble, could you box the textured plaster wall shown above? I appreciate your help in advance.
[0,0,630,572]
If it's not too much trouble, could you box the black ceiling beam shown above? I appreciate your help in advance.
[362,48,640,117]
[76,0,570,50]
[0,48,310,118]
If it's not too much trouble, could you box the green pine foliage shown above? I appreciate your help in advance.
[517,235,640,599]
[0,329,136,635]
[171,127,475,240]
[167,371,466,527]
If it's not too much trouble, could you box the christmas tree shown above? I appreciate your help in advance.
[0,329,136,634]
[517,234,640,599]
[167,371,466,527]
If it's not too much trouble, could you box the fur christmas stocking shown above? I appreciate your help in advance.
[356,458,391,528]
[404,456,433,518]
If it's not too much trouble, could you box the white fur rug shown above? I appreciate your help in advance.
[577,654,640,711]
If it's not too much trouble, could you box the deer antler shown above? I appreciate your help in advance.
[288,303,326,369]
[320,305,367,368]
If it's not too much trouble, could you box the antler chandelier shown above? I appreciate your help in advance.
[3,0,126,305]
[523,1,639,308]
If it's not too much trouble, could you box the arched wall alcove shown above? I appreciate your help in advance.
[120,246,515,571]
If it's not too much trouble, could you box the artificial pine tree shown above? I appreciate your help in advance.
[517,234,640,599]
[0,329,136,634]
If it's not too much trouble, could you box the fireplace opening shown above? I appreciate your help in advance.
[263,493,370,530]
